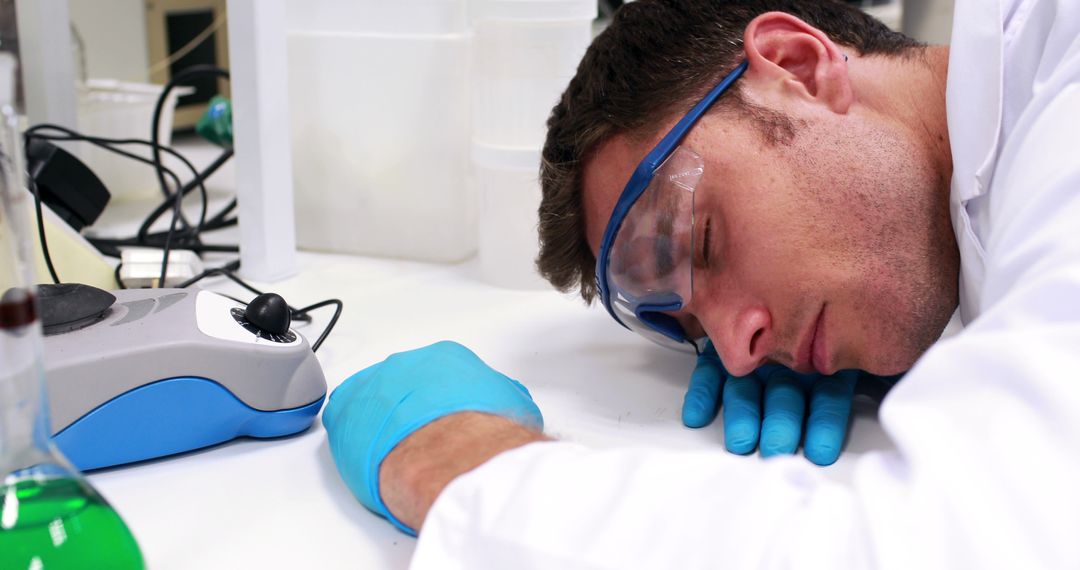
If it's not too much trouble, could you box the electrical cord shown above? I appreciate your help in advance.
[207,199,237,227]
[24,124,239,287]
[24,125,240,289]
[150,65,231,200]
[21,136,343,352]
[151,65,231,289]
[23,69,233,290]
[114,262,126,290]
[90,235,238,256]
[292,299,343,353]
[24,124,240,288]
[136,149,234,246]
[27,80,234,287]
[177,265,267,299]
[25,128,187,205]
[25,124,211,237]
[28,175,61,284]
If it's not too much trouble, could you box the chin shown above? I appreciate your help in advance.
[860,342,932,376]
[862,360,913,377]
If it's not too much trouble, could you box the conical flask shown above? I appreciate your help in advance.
[0,52,144,569]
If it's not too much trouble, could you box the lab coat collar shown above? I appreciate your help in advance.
[946,0,1004,203]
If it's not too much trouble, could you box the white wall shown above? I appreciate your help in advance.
[68,0,149,82]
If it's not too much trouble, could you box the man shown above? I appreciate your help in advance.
[323,0,1080,567]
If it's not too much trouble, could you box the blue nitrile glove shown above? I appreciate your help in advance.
[322,340,544,536]
[682,340,864,466]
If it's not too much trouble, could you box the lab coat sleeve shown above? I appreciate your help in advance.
[413,256,1080,568]
[409,24,1080,570]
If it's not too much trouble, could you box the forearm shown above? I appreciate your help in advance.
[379,412,549,531]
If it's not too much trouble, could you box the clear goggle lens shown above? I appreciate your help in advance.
[605,146,705,352]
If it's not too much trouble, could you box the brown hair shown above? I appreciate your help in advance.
[536,0,922,302]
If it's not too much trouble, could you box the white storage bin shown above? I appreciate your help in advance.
[287,0,474,262]
[286,0,468,35]
[472,20,592,147]
[473,141,548,290]
[76,80,190,202]
[472,0,597,22]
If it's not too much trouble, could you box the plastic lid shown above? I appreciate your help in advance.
[0,53,15,107]
[472,140,542,171]
[471,0,597,22]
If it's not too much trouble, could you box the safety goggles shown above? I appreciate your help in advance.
[596,61,748,353]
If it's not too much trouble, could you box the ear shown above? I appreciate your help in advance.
[742,12,853,114]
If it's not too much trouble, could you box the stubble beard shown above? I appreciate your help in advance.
[789,115,959,375]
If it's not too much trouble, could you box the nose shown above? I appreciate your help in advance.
[701,303,772,377]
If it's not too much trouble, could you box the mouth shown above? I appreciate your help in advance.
[811,306,834,375]
[795,304,829,374]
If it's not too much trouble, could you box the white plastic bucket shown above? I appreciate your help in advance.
[472,0,597,22]
[472,140,548,290]
[286,0,469,35]
[75,80,190,202]
[472,20,592,147]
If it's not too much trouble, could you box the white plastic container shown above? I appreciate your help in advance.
[471,1,595,148]
[861,0,904,32]
[472,21,592,147]
[286,0,474,262]
[469,1,593,287]
[472,140,548,290]
[75,80,190,202]
[286,0,468,35]
[471,0,597,22]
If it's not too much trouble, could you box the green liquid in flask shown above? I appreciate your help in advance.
[0,477,145,569]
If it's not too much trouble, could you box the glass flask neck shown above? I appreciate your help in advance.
[0,56,59,478]
[0,291,56,479]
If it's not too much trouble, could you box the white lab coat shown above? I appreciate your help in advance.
[412,0,1080,567]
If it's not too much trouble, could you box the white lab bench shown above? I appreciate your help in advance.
[84,250,897,569]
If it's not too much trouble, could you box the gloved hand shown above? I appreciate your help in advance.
[322,340,543,535]
[682,340,868,466]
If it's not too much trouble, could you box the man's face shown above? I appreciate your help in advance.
[582,101,958,377]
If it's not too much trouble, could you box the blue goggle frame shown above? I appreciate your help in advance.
[596,61,749,348]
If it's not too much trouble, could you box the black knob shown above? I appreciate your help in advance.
[244,293,291,335]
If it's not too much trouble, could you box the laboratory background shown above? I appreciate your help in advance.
[0,0,956,568]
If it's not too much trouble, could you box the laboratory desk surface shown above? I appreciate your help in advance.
[85,252,897,569]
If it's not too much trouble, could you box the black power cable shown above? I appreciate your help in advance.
[150,65,231,289]
[23,125,241,290]
[292,299,343,352]
[25,126,211,240]
[136,149,234,246]
[28,175,61,284]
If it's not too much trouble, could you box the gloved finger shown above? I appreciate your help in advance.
[759,370,806,458]
[682,349,725,428]
[721,375,762,454]
[803,370,858,466]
